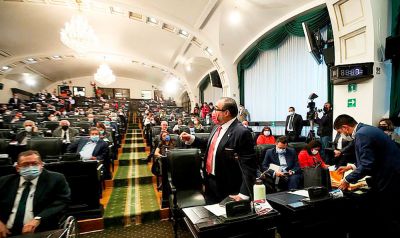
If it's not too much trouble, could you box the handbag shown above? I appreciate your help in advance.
[151,157,162,176]
[302,157,331,189]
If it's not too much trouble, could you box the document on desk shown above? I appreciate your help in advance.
[204,204,226,217]
[288,189,309,198]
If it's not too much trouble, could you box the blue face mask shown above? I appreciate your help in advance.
[165,135,171,142]
[104,121,111,126]
[19,165,42,181]
[91,135,100,142]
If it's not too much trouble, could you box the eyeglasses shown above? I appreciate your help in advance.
[214,108,226,112]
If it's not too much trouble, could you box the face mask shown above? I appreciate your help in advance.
[191,118,195,122]
[104,121,111,126]
[88,118,94,122]
[289,111,294,115]
[19,165,42,181]
[211,111,219,124]
[20,107,25,110]
[62,111,67,115]
[164,135,171,142]
[276,148,286,154]
[378,126,388,131]
[62,125,69,131]
[263,131,271,136]
[25,126,32,132]
[79,111,85,115]
[340,133,353,141]
[50,117,56,121]
[99,130,104,135]
[311,149,319,155]
[90,135,99,142]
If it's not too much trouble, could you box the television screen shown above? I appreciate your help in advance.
[210,70,222,88]
[302,22,322,64]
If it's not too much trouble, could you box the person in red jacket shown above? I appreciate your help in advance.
[298,140,329,168]
[256,126,276,145]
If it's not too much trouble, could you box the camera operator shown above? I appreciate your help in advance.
[314,102,333,162]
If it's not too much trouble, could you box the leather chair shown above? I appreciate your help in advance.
[288,142,307,154]
[0,129,13,139]
[167,148,206,236]
[0,139,10,155]
[27,137,63,159]
[255,144,276,168]
[73,121,92,135]
[42,121,60,132]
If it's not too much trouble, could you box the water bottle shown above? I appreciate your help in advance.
[253,179,266,201]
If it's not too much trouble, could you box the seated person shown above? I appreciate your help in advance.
[67,128,109,161]
[242,120,253,132]
[10,112,24,124]
[257,126,276,145]
[332,132,356,168]
[298,140,329,169]
[261,136,302,191]
[378,118,400,143]
[154,131,176,158]
[44,113,58,122]
[15,120,41,145]
[96,122,113,143]
[0,150,70,236]
[87,114,97,126]
[172,118,185,133]
[52,120,79,144]
[193,117,204,132]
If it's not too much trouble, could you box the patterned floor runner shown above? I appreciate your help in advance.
[103,118,160,227]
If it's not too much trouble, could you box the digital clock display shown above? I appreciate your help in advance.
[339,67,363,77]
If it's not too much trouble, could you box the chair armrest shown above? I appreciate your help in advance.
[168,172,176,193]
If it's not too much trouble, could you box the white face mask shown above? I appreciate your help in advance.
[289,111,295,115]
[341,133,353,141]
[25,126,32,132]
[311,149,319,155]
[263,131,271,136]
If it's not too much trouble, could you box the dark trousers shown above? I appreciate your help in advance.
[204,175,224,204]
[286,131,299,142]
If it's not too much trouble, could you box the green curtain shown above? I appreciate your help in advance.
[237,7,330,104]
[390,0,400,120]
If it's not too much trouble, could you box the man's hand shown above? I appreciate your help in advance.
[275,171,285,177]
[179,132,191,142]
[0,221,10,238]
[22,219,40,234]
[338,179,350,191]
[229,194,243,201]
[337,165,352,174]
[288,170,294,176]
[90,156,97,160]
[334,150,341,157]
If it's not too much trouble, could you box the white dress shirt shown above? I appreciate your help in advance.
[80,141,97,161]
[61,129,70,143]
[7,176,39,229]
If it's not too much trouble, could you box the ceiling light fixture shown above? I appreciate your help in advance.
[94,63,116,85]
[60,1,98,54]
[147,17,158,25]
[204,47,213,56]
[229,8,241,25]
[178,29,189,38]
[1,66,10,71]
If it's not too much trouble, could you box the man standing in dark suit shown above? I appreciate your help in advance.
[314,102,333,162]
[334,114,400,236]
[0,150,70,237]
[285,107,303,142]
[262,136,302,191]
[8,94,21,109]
[180,97,257,204]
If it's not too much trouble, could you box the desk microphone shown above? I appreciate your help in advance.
[233,152,256,214]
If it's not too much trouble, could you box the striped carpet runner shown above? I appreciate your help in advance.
[103,115,160,227]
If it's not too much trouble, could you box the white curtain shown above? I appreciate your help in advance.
[203,83,223,105]
[244,34,328,126]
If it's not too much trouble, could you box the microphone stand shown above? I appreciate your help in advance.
[234,152,256,214]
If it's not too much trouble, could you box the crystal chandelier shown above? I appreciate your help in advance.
[60,15,98,54]
[94,63,116,85]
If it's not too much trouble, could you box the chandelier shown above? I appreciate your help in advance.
[94,63,116,85]
[60,15,98,54]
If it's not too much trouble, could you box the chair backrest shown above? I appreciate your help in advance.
[73,122,91,130]
[255,144,276,167]
[0,129,12,139]
[42,121,60,131]
[24,113,39,121]
[202,125,212,133]
[288,142,307,154]
[27,137,63,158]
[152,126,162,138]
[0,139,10,154]
[168,148,202,190]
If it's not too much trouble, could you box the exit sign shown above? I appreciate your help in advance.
[348,83,357,92]
[347,98,356,108]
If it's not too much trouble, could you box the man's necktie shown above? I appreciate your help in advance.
[206,126,222,174]
[288,115,294,130]
[13,181,32,233]
[63,131,67,140]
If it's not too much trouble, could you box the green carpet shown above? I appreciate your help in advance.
[104,120,160,227]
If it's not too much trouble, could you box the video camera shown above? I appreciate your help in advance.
[306,93,318,121]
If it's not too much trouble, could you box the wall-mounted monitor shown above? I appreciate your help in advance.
[210,70,222,88]
[302,22,323,64]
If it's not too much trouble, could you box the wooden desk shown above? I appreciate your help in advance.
[183,206,279,238]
